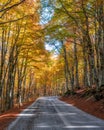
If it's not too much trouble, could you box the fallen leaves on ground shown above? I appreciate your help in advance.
[60,94,104,120]
[0,99,36,130]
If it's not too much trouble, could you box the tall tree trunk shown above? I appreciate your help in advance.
[73,37,80,89]
[82,38,89,87]
[62,41,74,93]
[81,0,97,87]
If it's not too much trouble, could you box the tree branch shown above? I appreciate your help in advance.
[0,15,27,25]
[0,0,25,13]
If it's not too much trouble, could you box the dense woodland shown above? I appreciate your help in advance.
[0,0,104,113]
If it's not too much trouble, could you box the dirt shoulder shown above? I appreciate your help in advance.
[60,95,104,120]
[0,98,37,130]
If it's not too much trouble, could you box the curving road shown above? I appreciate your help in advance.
[7,96,104,130]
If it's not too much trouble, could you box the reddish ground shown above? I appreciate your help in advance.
[60,93,104,120]
[0,98,37,130]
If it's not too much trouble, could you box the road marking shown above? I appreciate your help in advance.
[51,100,72,126]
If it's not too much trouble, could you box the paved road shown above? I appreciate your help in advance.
[7,96,104,130]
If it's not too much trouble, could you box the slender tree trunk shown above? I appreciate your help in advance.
[82,38,89,87]
[73,37,80,89]
[62,41,74,93]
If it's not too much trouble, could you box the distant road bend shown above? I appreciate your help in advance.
[7,96,104,130]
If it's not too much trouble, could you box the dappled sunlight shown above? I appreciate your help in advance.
[12,111,77,117]
[0,0,104,129]
[7,97,104,130]
[0,114,18,118]
[34,125,103,129]
[57,112,77,116]
[64,125,103,128]
[19,113,37,117]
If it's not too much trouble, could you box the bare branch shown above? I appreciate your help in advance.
[0,15,27,25]
[0,0,25,13]
[0,0,12,10]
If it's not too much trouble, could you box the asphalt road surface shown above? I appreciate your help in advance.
[7,96,104,130]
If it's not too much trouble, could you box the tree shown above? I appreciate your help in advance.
[43,0,104,94]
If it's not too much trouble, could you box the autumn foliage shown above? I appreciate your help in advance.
[0,0,104,113]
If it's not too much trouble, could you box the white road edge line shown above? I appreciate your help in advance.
[7,98,39,130]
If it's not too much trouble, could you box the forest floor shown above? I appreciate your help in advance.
[60,89,104,120]
[0,98,37,130]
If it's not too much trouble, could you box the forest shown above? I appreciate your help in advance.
[0,0,104,113]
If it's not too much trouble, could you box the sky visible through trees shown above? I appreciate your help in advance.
[0,0,104,113]
[40,0,61,55]
[40,0,54,24]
